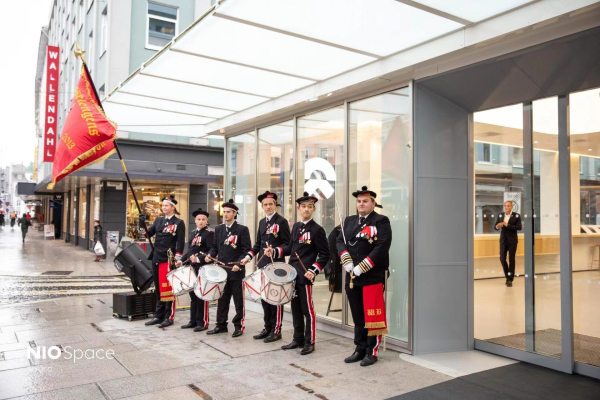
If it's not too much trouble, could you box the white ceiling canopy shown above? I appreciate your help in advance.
[103,0,545,138]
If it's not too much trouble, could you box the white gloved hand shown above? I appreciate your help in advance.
[353,266,362,277]
[175,254,182,262]
[344,262,354,273]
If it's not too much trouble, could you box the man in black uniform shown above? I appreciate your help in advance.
[177,208,214,331]
[494,200,522,287]
[242,191,291,343]
[144,195,186,328]
[337,186,391,366]
[267,192,329,355]
[205,199,251,337]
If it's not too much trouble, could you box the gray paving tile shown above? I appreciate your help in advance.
[8,383,107,400]
[0,320,71,334]
[15,324,98,342]
[0,355,131,398]
[0,358,30,372]
[237,385,316,400]
[34,334,86,348]
[113,340,231,375]
[98,365,216,399]
[120,385,200,400]
[0,341,29,353]
[0,332,17,345]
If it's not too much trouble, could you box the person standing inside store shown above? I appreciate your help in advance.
[495,200,522,287]
[205,199,251,338]
[93,220,104,262]
[337,186,392,367]
[267,192,330,356]
[18,213,32,243]
[143,195,186,328]
[0,212,4,227]
[177,208,214,332]
[242,191,291,344]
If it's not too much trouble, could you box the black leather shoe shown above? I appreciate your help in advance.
[193,325,207,332]
[158,319,173,328]
[181,322,196,329]
[253,329,269,340]
[145,318,162,326]
[360,355,377,366]
[300,344,314,355]
[207,327,228,335]
[507,281,513,287]
[264,333,282,343]
[281,340,302,350]
[344,351,366,363]
[232,329,243,338]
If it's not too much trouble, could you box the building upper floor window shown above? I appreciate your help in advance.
[100,7,108,56]
[146,1,178,50]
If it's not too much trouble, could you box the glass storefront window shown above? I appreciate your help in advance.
[258,121,294,223]
[70,191,77,237]
[63,193,69,234]
[79,187,87,239]
[89,184,101,246]
[128,184,189,242]
[349,87,411,342]
[570,87,600,367]
[228,132,256,273]
[208,181,224,228]
[297,106,345,323]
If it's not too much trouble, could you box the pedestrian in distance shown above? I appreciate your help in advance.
[10,212,16,229]
[0,212,4,227]
[18,213,32,243]
[93,220,104,262]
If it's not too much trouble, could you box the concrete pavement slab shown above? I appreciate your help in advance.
[0,358,30,372]
[98,365,217,399]
[0,356,131,398]
[15,324,98,342]
[8,383,107,400]
[120,385,201,400]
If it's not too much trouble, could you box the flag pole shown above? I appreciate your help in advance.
[74,44,154,252]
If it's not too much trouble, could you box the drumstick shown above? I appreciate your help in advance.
[266,242,275,264]
[198,251,226,266]
[295,252,308,272]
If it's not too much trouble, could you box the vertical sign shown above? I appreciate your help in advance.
[44,45,60,162]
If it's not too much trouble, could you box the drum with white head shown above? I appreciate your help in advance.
[166,265,197,296]
[243,268,262,302]
[260,262,297,306]
[194,264,227,301]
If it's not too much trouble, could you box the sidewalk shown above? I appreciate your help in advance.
[0,226,121,277]
[0,295,449,399]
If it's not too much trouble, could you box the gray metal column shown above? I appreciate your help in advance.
[523,102,535,352]
[558,94,574,372]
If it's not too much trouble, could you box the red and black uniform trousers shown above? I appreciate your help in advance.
[188,263,209,328]
[290,278,317,346]
[345,280,383,357]
[152,262,177,322]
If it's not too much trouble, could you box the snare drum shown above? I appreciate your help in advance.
[166,265,197,296]
[243,268,262,303]
[194,264,227,302]
[260,262,297,306]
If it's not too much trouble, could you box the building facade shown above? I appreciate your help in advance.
[28,0,221,249]
[98,0,600,379]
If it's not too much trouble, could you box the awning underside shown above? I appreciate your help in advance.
[103,0,538,138]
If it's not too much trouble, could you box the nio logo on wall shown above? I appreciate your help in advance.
[304,158,336,199]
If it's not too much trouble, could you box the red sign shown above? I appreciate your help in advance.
[49,64,116,189]
[44,46,60,162]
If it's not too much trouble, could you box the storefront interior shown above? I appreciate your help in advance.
[226,86,412,348]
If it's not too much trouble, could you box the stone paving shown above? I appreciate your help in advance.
[0,296,450,400]
[0,224,451,399]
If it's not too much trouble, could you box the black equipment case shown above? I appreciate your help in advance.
[113,291,156,321]
[114,242,154,293]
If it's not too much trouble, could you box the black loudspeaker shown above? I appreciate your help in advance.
[114,242,154,293]
[113,291,156,321]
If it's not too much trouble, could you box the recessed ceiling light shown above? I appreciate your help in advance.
[589,149,593,151]
[308,97,318,102]
[533,141,538,144]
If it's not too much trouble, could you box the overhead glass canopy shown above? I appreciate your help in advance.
[103,0,535,138]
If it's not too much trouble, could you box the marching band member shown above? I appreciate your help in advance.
[242,191,291,343]
[267,192,329,355]
[205,199,251,338]
[144,195,186,328]
[178,208,214,332]
[337,186,391,366]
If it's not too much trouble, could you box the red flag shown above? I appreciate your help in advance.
[49,64,117,189]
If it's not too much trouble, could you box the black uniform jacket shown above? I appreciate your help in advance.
[494,211,522,245]
[247,212,291,269]
[208,221,252,281]
[337,212,392,287]
[147,215,186,264]
[281,219,330,286]
[184,227,215,273]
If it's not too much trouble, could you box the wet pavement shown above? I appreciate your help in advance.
[0,224,451,399]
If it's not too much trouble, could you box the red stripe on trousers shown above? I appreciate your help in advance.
[306,285,316,345]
